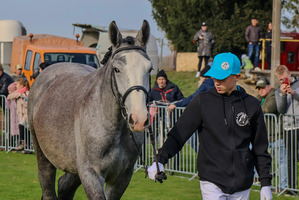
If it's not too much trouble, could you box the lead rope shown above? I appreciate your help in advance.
[128,130,147,176]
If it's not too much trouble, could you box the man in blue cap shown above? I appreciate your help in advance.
[148,52,272,200]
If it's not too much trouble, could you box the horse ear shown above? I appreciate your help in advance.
[136,20,150,47]
[109,21,123,47]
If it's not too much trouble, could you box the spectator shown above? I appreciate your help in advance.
[149,69,184,171]
[265,22,272,70]
[241,54,254,79]
[11,64,23,80]
[197,57,213,87]
[0,63,15,97]
[149,70,184,103]
[256,77,287,190]
[245,18,262,69]
[168,64,214,113]
[7,77,30,153]
[32,62,51,79]
[148,52,272,200]
[275,65,299,190]
[256,78,277,114]
[5,83,19,137]
[193,22,214,78]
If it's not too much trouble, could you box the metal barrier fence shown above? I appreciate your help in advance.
[136,105,299,196]
[0,95,33,153]
[0,94,298,195]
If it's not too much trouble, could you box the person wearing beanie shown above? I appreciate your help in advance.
[149,70,184,103]
[156,69,168,81]
[148,52,272,200]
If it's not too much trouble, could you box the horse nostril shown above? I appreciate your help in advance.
[129,114,135,125]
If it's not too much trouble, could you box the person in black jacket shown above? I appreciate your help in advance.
[265,22,272,70]
[0,64,15,97]
[149,70,184,103]
[148,53,272,200]
[0,64,15,110]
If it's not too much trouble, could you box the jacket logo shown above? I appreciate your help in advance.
[236,112,249,126]
[221,62,229,70]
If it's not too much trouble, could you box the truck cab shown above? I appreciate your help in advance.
[23,45,99,85]
[11,34,100,86]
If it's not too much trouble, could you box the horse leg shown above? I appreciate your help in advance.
[104,165,135,200]
[58,173,81,200]
[31,129,57,200]
[78,166,106,200]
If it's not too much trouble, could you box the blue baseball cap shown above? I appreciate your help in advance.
[205,52,241,80]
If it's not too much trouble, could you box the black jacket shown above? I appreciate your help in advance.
[245,25,261,43]
[157,86,272,194]
[0,72,14,96]
[149,81,184,103]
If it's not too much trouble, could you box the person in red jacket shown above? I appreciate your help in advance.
[148,52,272,200]
[149,70,184,103]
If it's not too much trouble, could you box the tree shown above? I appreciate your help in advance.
[148,0,272,57]
[282,0,299,32]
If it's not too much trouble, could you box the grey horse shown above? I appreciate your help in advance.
[27,20,152,200]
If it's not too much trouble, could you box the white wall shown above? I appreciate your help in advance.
[0,20,23,42]
[0,20,24,72]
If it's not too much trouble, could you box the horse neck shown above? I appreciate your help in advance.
[94,65,123,124]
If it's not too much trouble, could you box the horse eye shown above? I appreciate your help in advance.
[114,68,120,73]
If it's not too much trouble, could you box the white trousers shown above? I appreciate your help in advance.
[200,180,250,200]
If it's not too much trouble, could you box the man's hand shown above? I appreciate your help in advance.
[260,186,272,200]
[286,85,295,95]
[147,162,166,182]
[280,83,288,95]
[168,104,176,113]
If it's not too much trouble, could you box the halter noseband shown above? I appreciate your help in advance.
[109,46,151,121]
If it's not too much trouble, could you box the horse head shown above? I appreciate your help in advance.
[108,20,152,132]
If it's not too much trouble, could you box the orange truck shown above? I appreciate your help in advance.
[10,34,100,86]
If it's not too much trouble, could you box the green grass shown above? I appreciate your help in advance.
[0,151,296,200]
[0,72,297,199]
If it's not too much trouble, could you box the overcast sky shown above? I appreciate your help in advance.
[0,0,171,55]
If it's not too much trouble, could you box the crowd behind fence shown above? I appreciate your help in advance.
[0,95,298,195]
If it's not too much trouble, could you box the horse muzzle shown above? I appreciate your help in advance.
[128,113,149,132]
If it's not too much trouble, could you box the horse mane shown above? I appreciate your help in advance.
[100,46,112,65]
[100,36,137,66]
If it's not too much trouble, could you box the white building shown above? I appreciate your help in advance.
[0,20,26,72]
[73,23,159,74]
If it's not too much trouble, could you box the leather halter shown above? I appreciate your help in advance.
[110,46,151,121]
[108,45,151,171]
